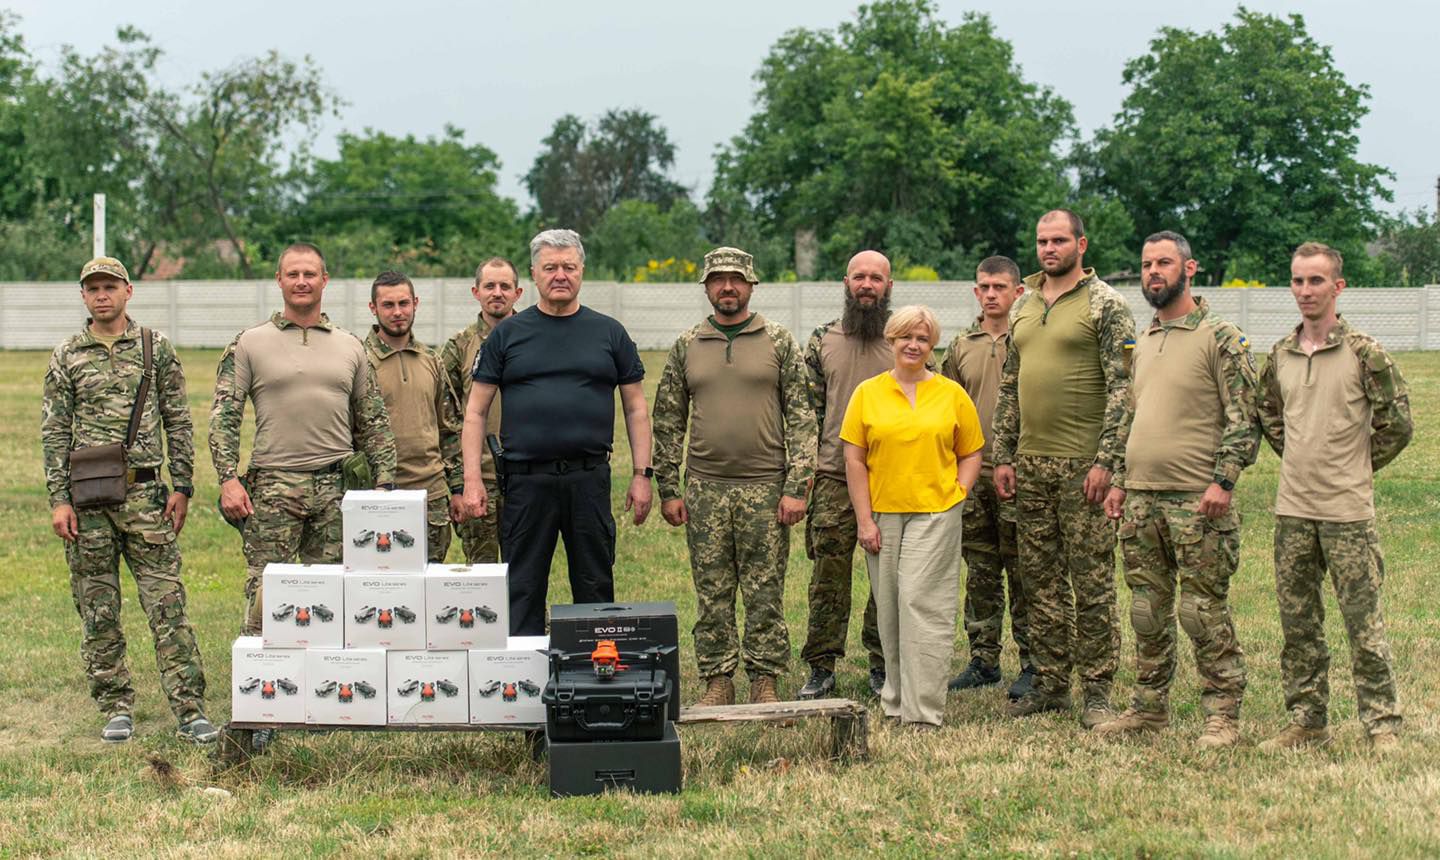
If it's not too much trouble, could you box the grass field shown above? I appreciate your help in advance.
[1,345,1437,858]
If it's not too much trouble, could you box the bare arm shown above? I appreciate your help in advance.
[619,380,653,525]
[461,381,497,518]
[844,441,880,554]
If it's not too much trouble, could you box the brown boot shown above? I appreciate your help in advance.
[1258,723,1331,751]
[749,674,780,705]
[1093,707,1169,737]
[696,675,735,707]
[1196,714,1240,749]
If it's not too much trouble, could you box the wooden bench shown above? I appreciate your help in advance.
[676,697,869,762]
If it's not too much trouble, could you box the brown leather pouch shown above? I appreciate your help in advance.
[70,443,129,509]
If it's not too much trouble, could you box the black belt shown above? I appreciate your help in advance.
[128,467,157,483]
[505,455,608,475]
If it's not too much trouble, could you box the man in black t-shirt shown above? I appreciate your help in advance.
[461,229,654,635]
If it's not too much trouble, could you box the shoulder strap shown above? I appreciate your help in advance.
[124,328,154,450]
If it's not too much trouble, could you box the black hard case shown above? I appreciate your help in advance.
[548,602,681,719]
[547,722,682,797]
[542,660,673,742]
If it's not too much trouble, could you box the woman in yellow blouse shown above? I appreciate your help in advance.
[841,305,985,729]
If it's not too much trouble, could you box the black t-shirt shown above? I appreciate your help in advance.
[473,305,645,461]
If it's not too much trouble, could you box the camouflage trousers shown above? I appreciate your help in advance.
[241,466,344,635]
[1015,455,1119,698]
[685,477,791,679]
[962,475,1028,669]
[1274,516,1401,734]
[801,475,883,672]
[65,480,206,722]
[1119,490,1246,718]
[424,492,452,563]
[453,479,501,563]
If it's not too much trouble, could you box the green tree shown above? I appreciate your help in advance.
[524,108,687,234]
[586,199,708,280]
[708,0,1074,278]
[1375,210,1440,287]
[298,126,524,276]
[1080,9,1391,285]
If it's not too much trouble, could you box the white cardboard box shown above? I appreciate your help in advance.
[305,648,387,725]
[387,650,469,725]
[231,637,306,723]
[469,636,549,725]
[261,564,344,648]
[341,489,429,572]
[344,575,426,649]
[424,564,508,650]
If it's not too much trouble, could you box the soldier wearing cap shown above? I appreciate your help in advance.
[653,247,816,705]
[41,256,216,744]
[210,242,397,635]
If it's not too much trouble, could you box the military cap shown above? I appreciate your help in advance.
[79,256,131,285]
[700,247,758,285]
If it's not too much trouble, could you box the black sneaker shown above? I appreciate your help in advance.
[947,658,1002,691]
[1005,690,1071,719]
[177,716,219,744]
[868,667,886,698]
[101,714,133,743]
[796,666,836,700]
[1008,665,1036,701]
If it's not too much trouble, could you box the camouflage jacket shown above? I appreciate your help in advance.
[209,312,397,484]
[41,317,193,508]
[439,312,498,409]
[1257,315,1412,470]
[1112,297,1261,490]
[992,269,1135,470]
[653,314,817,502]
[363,330,463,493]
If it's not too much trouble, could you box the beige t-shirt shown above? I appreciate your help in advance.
[367,334,449,498]
[679,315,791,483]
[234,320,368,471]
[1271,341,1374,522]
[812,323,894,479]
[1126,318,1229,491]
[942,323,1008,470]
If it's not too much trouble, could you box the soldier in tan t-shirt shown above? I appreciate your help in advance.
[366,271,463,562]
[940,256,1031,699]
[1095,232,1260,749]
[1256,243,1413,754]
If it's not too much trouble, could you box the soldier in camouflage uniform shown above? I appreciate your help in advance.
[366,271,464,562]
[211,243,397,635]
[940,256,1030,698]
[440,258,523,562]
[42,257,215,744]
[1093,232,1259,748]
[993,210,1135,728]
[654,247,817,706]
[1256,242,1412,754]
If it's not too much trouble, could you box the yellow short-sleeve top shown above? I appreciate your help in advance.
[840,371,984,513]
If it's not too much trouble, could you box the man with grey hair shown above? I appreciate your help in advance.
[461,229,653,635]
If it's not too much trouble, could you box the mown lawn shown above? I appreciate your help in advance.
[0,347,1436,858]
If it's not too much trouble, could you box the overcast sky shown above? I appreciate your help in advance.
[9,0,1437,215]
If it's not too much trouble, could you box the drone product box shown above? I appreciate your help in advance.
[344,574,426,650]
[261,564,344,648]
[305,648,387,725]
[469,636,549,725]
[548,722,682,797]
[231,636,306,724]
[549,602,680,719]
[424,563,508,650]
[387,650,469,725]
[341,489,428,573]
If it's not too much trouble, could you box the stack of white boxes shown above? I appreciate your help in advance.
[231,489,550,728]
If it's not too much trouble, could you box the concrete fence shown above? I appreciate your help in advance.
[5,280,1438,353]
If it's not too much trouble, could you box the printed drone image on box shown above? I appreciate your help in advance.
[469,636,549,725]
[231,636,306,724]
[387,650,469,725]
[424,563,508,650]
[261,563,344,648]
[305,647,387,725]
[344,574,426,649]
[341,489,428,572]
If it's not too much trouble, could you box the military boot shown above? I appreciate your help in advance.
[868,667,886,698]
[1007,664,1035,701]
[1258,723,1331,751]
[696,675,735,707]
[1368,732,1400,756]
[1093,707,1169,737]
[1196,714,1240,749]
[1005,689,1071,719]
[1080,687,1116,730]
[947,657,1002,691]
[796,666,836,700]
[749,675,780,705]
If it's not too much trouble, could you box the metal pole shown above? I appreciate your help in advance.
[92,194,106,257]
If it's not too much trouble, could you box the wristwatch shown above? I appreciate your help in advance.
[1214,477,1235,492]
[174,485,194,498]
[634,467,654,478]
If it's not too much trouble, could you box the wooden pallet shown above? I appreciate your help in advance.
[676,697,869,761]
